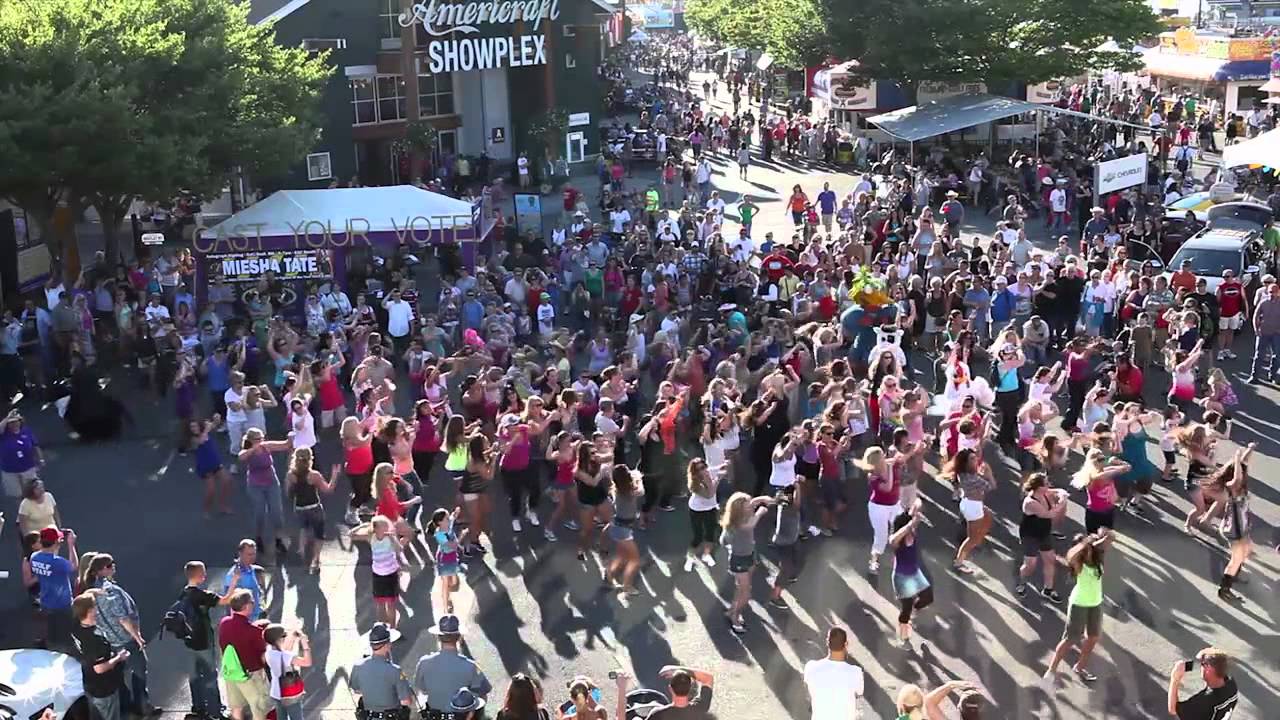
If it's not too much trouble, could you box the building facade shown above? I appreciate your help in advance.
[249,0,620,188]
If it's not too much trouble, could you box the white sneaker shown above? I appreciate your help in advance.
[1217,350,1227,361]
[543,528,557,542]
[683,556,696,572]
[807,525,821,537]
[526,510,541,527]
[1039,672,1056,692]
[701,552,716,567]
[1226,349,1238,359]
[511,518,522,532]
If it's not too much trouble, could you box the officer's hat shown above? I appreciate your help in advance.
[428,614,463,636]
[369,623,393,647]
[449,689,485,713]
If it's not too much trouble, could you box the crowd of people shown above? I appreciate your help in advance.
[1,37,1266,720]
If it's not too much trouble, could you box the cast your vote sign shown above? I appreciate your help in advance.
[210,249,332,283]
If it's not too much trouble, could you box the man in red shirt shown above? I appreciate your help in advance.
[1216,268,1246,360]
[218,590,269,720]
[1169,258,1197,294]
[761,249,794,282]
[561,184,579,224]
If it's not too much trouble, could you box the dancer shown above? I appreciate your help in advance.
[603,465,643,595]
[889,502,933,645]
[186,414,232,516]
[1044,529,1113,686]
[1212,444,1255,603]
[428,507,465,613]
[349,515,409,630]
[942,448,995,575]
[766,485,800,610]
[284,448,338,573]
[1071,449,1130,534]
[1016,473,1068,602]
[721,491,773,634]
[685,458,722,571]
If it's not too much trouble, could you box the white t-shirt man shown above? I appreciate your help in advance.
[224,386,248,424]
[1049,187,1068,213]
[536,303,555,336]
[145,302,172,337]
[383,297,413,338]
[610,208,632,234]
[802,658,864,720]
[706,196,727,219]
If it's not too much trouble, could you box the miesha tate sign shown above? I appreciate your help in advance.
[402,0,560,73]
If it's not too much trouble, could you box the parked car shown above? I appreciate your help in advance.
[0,649,88,720]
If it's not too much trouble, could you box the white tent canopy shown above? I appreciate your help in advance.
[201,185,475,239]
[629,29,649,42]
[1223,128,1280,169]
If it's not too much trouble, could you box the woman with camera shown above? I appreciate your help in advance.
[263,624,312,720]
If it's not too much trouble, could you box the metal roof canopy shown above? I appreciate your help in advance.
[866,92,1150,142]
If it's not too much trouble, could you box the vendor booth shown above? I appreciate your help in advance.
[193,185,481,313]
[1223,126,1280,169]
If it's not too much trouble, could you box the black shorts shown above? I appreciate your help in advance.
[295,504,326,541]
[1020,532,1052,557]
[1163,450,1176,465]
[371,571,399,600]
[1084,508,1115,534]
[728,552,756,574]
[795,459,819,482]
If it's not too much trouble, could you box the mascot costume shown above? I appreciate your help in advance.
[838,269,899,373]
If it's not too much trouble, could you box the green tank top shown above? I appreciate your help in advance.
[444,444,469,472]
[1069,564,1103,608]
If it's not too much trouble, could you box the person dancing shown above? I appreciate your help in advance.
[1043,529,1114,687]
[1211,444,1255,603]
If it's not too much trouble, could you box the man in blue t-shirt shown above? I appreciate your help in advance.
[816,183,837,234]
[223,539,264,620]
[30,526,79,652]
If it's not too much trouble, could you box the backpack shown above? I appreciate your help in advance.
[161,590,197,642]
[221,644,249,683]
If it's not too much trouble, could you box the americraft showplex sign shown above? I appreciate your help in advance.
[401,0,560,73]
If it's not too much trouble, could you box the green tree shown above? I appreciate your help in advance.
[0,0,332,267]
[687,0,1159,85]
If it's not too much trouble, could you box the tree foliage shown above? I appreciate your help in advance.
[0,0,332,266]
[687,0,1160,84]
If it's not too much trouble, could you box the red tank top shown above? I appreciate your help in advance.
[345,442,374,474]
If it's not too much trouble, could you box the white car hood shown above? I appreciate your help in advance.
[0,649,84,720]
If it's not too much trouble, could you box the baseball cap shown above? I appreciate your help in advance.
[39,527,63,545]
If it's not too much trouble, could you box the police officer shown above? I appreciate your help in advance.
[351,623,413,720]
[412,615,492,719]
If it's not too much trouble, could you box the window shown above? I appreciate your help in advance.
[562,24,576,37]
[418,72,455,117]
[376,75,407,122]
[379,0,401,40]
[306,152,333,181]
[351,78,376,125]
[565,53,576,69]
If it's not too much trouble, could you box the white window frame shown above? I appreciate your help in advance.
[417,72,455,118]
[378,0,401,40]
[375,74,407,123]
[565,53,576,69]
[566,131,586,163]
[306,152,333,181]
[350,77,377,126]
[302,38,347,52]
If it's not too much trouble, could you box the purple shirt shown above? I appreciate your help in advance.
[0,426,38,473]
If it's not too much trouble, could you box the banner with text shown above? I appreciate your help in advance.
[209,249,333,283]
[1095,153,1148,196]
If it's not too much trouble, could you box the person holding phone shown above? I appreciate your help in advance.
[71,590,129,720]
[1167,649,1238,720]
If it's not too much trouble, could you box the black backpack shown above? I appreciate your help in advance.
[162,590,197,641]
